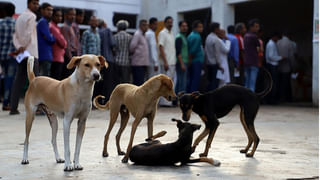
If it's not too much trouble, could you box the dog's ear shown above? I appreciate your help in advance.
[67,56,81,69]
[191,91,201,99]
[171,118,183,124]
[192,124,201,131]
[98,55,108,69]
[177,91,185,98]
[161,76,173,89]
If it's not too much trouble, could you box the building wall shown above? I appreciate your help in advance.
[5,0,141,31]
[312,0,319,106]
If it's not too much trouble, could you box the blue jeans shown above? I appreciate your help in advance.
[244,66,259,92]
[132,66,146,86]
[175,62,188,94]
[1,59,17,107]
[187,61,202,93]
[207,64,219,91]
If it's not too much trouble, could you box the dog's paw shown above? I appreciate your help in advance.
[199,153,208,157]
[212,159,221,167]
[240,149,248,153]
[21,159,29,165]
[118,151,125,156]
[102,152,109,157]
[74,163,83,170]
[64,164,74,171]
[121,157,128,163]
[246,153,254,158]
[56,158,65,163]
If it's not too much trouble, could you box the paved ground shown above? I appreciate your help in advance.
[0,103,318,180]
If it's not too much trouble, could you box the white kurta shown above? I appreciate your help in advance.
[216,39,231,87]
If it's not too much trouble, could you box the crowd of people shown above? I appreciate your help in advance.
[0,0,297,115]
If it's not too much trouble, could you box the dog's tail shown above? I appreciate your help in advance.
[27,56,35,82]
[93,95,109,110]
[256,67,273,98]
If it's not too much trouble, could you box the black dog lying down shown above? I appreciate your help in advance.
[129,119,220,166]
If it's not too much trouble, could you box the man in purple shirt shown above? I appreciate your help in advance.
[244,19,260,92]
[129,19,149,86]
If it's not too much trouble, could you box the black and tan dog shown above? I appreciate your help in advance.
[129,119,220,166]
[178,68,272,158]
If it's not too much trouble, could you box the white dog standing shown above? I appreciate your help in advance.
[22,55,108,171]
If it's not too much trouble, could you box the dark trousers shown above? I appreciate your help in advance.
[278,72,292,102]
[10,57,39,111]
[266,64,279,104]
[62,52,76,79]
[39,60,51,76]
[187,61,202,93]
[1,59,17,107]
[206,64,219,91]
[132,66,146,86]
[228,57,236,83]
[93,61,118,102]
[50,62,64,80]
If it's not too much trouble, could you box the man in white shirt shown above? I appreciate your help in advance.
[265,31,283,104]
[10,0,40,115]
[205,22,231,91]
[158,16,176,106]
[146,17,159,78]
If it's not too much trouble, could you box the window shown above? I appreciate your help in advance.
[113,12,137,29]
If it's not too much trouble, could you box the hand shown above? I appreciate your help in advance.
[219,66,225,73]
[154,66,158,71]
[17,47,26,54]
[181,63,186,72]
[164,62,169,71]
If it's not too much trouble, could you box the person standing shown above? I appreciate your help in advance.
[37,2,55,76]
[265,31,283,104]
[205,22,230,91]
[175,21,188,94]
[49,8,67,80]
[81,16,100,55]
[129,19,149,86]
[187,20,204,93]
[227,25,239,83]
[158,16,176,106]
[10,0,40,115]
[234,22,247,85]
[98,19,118,102]
[277,32,295,102]
[0,2,17,111]
[73,9,84,55]
[217,29,231,87]
[146,17,159,79]
[243,19,260,92]
[61,8,79,79]
[114,20,132,84]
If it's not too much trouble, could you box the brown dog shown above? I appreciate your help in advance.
[22,55,108,171]
[93,74,177,163]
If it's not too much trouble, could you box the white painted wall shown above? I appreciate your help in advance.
[312,0,319,106]
[4,0,141,31]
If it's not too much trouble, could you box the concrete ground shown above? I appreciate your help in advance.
[0,103,318,180]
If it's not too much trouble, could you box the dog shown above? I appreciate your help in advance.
[93,74,177,163]
[22,55,108,171]
[178,68,272,158]
[129,118,221,166]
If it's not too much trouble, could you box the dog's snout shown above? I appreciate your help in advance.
[93,73,100,81]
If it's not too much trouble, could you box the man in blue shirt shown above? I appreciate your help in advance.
[187,20,204,93]
[227,25,239,83]
[37,2,55,76]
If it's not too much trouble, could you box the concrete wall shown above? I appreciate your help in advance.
[312,0,319,106]
[5,0,141,31]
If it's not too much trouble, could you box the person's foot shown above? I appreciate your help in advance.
[2,105,10,111]
[9,109,20,115]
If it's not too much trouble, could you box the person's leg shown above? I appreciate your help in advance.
[244,66,250,90]
[3,60,17,109]
[181,62,188,92]
[10,58,28,113]
[228,57,235,83]
[132,66,145,86]
[188,61,202,92]
[175,63,183,94]
[249,66,259,92]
